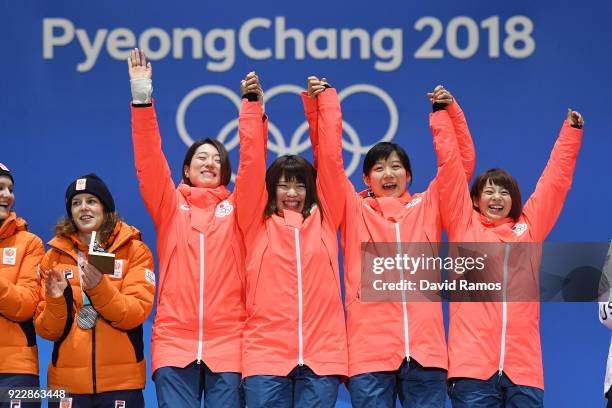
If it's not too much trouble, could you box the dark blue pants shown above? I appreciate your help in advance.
[0,374,40,408]
[243,365,340,408]
[47,389,143,408]
[449,372,543,408]
[153,361,242,408]
[347,358,447,408]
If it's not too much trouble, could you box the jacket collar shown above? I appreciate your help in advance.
[477,211,514,228]
[178,183,231,208]
[361,190,412,221]
[48,220,140,256]
[0,212,27,239]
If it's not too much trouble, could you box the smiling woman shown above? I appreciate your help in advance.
[34,173,155,408]
[0,164,45,408]
[128,48,246,408]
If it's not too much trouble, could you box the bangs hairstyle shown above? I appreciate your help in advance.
[182,138,232,186]
[264,155,320,220]
[363,142,412,181]
[470,168,523,222]
[54,212,121,246]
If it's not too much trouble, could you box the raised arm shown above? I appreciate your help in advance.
[128,49,178,229]
[428,87,474,239]
[428,85,476,180]
[235,72,268,236]
[522,110,584,241]
[301,77,346,228]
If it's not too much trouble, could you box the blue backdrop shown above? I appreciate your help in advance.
[1,1,611,406]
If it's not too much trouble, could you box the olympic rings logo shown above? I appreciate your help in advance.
[176,83,398,177]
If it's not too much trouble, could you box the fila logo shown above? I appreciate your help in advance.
[405,197,423,209]
[215,200,234,218]
[513,223,528,236]
[63,268,74,279]
[2,247,17,265]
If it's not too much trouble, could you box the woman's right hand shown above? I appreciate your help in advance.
[240,71,264,104]
[128,48,152,80]
[44,269,67,298]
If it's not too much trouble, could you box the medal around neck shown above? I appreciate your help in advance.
[77,305,98,329]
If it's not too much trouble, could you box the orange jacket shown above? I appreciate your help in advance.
[0,212,44,375]
[438,120,583,389]
[306,96,474,376]
[235,93,348,378]
[131,104,246,375]
[34,221,155,394]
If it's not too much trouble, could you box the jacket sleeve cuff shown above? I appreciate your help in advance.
[240,100,264,116]
[316,88,339,107]
[45,293,67,319]
[445,100,463,117]
[87,276,118,308]
[301,91,318,114]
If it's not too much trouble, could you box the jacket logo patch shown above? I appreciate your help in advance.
[112,260,124,279]
[215,200,234,218]
[115,401,126,408]
[75,178,87,191]
[513,223,528,236]
[60,398,73,408]
[406,197,423,209]
[144,268,156,286]
[63,268,74,279]
[2,247,16,265]
[180,204,190,211]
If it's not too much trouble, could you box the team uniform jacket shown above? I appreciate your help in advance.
[235,93,348,378]
[0,212,44,375]
[34,221,155,394]
[131,104,246,375]
[305,94,475,377]
[439,119,583,389]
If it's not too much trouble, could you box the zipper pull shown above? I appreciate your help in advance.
[498,368,503,377]
[197,359,202,365]
[298,358,305,367]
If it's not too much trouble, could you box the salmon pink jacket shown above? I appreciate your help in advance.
[235,93,348,378]
[0,212,44,376]
[131,104,246,374]
[306,96,475,376]
[438,119,583,389]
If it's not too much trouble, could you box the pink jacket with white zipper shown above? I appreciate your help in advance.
[131,104,246,374]
[305,97,475,377]
[438,119,583,389]
[235,92,348,378]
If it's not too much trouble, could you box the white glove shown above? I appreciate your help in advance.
[130,78,153,104]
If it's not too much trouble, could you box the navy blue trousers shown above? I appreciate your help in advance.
[153,361,242,407]
[243,365,340,408]
[47,389,143,408]
[449,372,543,408]
[347,358,447,408]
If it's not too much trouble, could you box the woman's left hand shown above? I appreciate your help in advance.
[567,109,584,128]
[427,85,454,105]
[81,261,103,291]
